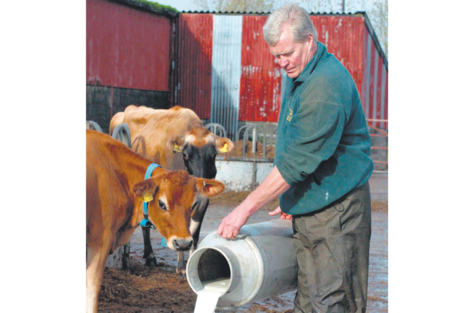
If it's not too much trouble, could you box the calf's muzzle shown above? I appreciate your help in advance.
[173,238,193,251]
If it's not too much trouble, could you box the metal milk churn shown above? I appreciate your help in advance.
[186,219,298,309]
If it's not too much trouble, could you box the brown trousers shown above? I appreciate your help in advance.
[292,182,371,313]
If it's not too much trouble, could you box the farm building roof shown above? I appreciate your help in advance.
[108,0,179,18]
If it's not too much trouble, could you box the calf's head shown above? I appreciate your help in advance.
[169,126,234,179]
[133,170,224,251]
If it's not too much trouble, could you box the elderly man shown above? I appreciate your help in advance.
[217,3,374,313]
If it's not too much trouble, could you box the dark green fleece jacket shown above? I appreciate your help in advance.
[274,42,373,215]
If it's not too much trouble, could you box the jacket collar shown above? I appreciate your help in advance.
[293,41,327,84]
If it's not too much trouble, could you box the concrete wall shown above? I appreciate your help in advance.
[215,159,273,192]
[216,155,386,192]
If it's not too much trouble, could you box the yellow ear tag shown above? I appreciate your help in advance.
[174,142,182,153]
[220,143,228,153]
[143,194,153,203]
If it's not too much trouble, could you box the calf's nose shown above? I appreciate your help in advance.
[173,238,193,251]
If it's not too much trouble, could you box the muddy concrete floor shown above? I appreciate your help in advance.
[99,172,388,313]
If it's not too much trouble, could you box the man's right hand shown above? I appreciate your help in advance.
[217,205,251,239]
[268,206,292,220]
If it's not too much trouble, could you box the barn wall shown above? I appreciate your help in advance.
[86,0,173,131]
[173,13,388,134]
[312,15,367,98]
[87,7,388,133]
[240,15,282,123]
[361,17,388,129]
[86,0,171,90]
[172,14,213,119]
[210,15,243,139]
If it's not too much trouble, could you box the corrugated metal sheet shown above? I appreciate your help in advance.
[173,12,388,130]
[380,63,386,129]
[86,0,171,91]
[173,14,213,119]
[361,28,388,128]
[240,15,282,123]
[311,16,367,97]
[384,72,390,130]
[375,54,383,126]
[210,15,243,139]
[360,13,388,129]
[373,48,379,125]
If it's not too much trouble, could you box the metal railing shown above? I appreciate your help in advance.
[207,120,387,169]
[236,125,267,159]
[205,123,227,138]
[367,119,388,168]
[86,120,103,133]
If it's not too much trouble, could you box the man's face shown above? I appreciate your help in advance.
[269,26,315,79]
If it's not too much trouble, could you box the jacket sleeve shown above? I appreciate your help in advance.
[275,101,346,186]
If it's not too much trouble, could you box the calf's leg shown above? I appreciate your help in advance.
[86,243,111,313]
[142,225,158,266]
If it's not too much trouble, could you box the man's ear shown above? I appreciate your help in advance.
[133,179,159,202]
[216,137,234,154]
[168,135,185,153]
[195,178,225,198]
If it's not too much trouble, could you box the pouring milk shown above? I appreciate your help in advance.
[194,278,230,313]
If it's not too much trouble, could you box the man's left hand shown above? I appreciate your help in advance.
[268,206,292,220]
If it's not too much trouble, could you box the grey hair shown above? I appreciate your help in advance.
[263,3,317,46]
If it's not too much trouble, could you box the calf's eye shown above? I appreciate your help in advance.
[158,200,167,211]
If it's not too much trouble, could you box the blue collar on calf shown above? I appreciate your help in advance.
[139,163,161,229]
[139,163,168,248]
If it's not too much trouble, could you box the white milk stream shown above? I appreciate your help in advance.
[194,278,230,313]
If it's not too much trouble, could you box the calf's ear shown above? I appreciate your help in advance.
[133,179,159,202]
[216,137,234,154]
[195,178,225,198]
[168,135,185,153]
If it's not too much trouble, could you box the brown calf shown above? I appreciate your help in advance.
[86,130,224,313]
[109,105,234,274]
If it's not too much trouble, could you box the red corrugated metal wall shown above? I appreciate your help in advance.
[368,40,377,123]
[238,15,370,123]
[173,13,388,129]
[173,14,213,119]
[86,0,170,91]
[240,16,282,123]
[312,15,366,92]
[361,27,388,129]
[384,73,390,125]
[376,56,384,123]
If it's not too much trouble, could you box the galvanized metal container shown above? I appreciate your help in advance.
[186,219,298,308]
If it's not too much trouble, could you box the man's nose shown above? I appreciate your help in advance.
[279,56,288,68]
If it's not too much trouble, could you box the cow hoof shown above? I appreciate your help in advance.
[145,257,158,267]
[176,268,186,276]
